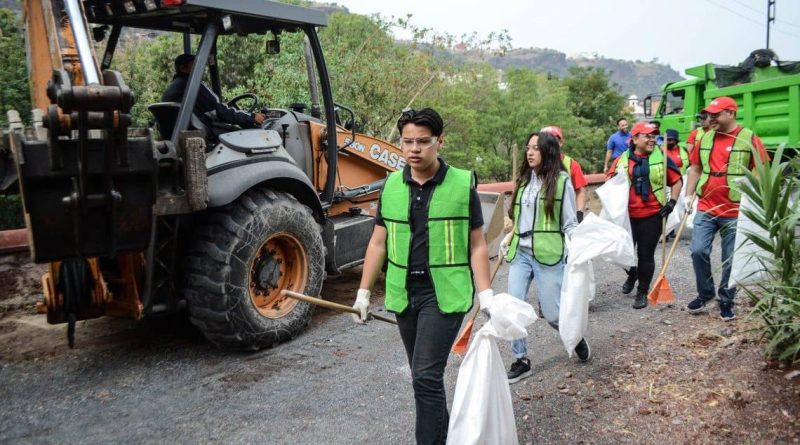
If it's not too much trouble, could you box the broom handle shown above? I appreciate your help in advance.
[656,195,696,277]
[662,137,668,266]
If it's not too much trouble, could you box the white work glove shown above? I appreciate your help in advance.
[478,288,494,317]
[499,232,513,257]
[684,195,695,215]
[352,289,371,324]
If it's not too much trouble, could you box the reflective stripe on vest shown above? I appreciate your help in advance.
[505,171,568,266]
[615,149,668,205]
[696,128,754,203]
[381,166,475,314]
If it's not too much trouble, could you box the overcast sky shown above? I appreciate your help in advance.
[332,0,800,75]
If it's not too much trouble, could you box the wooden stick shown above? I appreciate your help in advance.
[656,195,697,278]
[281,290,397,325]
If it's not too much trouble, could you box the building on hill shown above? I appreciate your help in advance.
[627,94,645,121]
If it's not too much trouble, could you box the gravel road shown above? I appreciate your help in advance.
[0,231,725,444]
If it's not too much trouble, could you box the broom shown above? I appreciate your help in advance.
[647,195,697,306]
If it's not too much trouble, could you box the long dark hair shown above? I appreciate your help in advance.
[509,131,565,221]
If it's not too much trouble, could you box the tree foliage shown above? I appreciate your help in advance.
[0,8,30,127]
[10,5,627,177]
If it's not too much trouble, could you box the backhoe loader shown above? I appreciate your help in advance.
[5,0,504,350]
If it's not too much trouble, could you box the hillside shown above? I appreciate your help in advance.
[477,47,683,99]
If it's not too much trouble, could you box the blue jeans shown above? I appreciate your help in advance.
[396,285,465,445]
[507,247,564,358]
[690,211,738,307]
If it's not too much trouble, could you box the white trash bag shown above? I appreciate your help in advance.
[728,191,769,288]
[596,172,631,236]
[447,293,537,445]
[559,213,635,355]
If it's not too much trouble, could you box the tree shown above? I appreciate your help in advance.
[563,66,627,128]
[0,8,30,127]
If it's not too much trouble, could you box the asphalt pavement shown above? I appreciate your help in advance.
[0,231,728,444]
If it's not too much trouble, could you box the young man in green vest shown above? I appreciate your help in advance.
[684,97,768,321]
[351,108,493,444]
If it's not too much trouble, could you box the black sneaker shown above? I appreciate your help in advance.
[622,273,637,295]
[632,291,647,309]
[720,305,736,321]
[507,357,532,383]
[687,296,711,314]
[574,338,591,362]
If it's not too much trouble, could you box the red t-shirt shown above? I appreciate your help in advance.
[686,129,698,148]
[665,146,684,170]
[561,153,587,190]
[608,153,682,219]
[688,126,768,218]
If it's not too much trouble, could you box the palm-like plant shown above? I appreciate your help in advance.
[737,145,800,364]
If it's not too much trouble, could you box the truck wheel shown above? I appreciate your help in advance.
[183,188,325,350]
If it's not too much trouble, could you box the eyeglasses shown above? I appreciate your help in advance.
[400,137,439,150]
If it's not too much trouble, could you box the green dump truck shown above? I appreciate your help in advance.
[645,50,800,152]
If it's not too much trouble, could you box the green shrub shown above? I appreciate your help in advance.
[738,145,800,364]
[0,193,23,230]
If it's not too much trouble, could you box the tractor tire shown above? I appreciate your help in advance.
[183,188,325,350]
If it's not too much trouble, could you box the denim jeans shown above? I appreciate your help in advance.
[396,285,465,445]
[690,210,738,306]
[507,246,564,358]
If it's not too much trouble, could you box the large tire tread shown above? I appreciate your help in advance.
[183,188,325,351]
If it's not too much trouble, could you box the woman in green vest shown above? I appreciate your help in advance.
[499,130,584,384]
[351,108,493,445]
[607,122,682,309]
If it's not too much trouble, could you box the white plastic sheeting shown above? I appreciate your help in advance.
[728,192,769,288]
[559,213,635,355]
[447,293,537,445]
[596,172,632,236]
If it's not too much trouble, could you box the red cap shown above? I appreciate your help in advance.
[540,126,563,141]
[703,96,738,113]
[630,122,659,137]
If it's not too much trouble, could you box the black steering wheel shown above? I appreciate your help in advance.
[227,93,260,113]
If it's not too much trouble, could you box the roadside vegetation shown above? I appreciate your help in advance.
[739,146,800,364]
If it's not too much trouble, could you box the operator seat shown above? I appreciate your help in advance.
[148,103,241,144]
[148,102,207,141]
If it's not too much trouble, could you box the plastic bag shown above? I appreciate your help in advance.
[596,172,631,236]
[447,293,536,445]
[559,213,635,355]
[728,192,769,288]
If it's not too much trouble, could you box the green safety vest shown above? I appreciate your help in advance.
[615,148,668,205]
[561,155,572,173]
[693,128,707,148]
[696,128,754,203]
[380,166,475,314]
[505,171,568,266]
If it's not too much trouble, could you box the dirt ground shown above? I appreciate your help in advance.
[1,244,799,443]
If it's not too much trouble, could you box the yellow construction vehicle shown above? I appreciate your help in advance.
[5,0,504,350]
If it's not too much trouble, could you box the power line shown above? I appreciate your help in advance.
[776,19,800,31]
[703,0,763,27]
[729,0,763,15]
[703,0,800,40]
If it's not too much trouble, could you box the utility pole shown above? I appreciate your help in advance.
[766,0,776,48]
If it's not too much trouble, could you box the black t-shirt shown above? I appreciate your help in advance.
[375,159,484,274]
